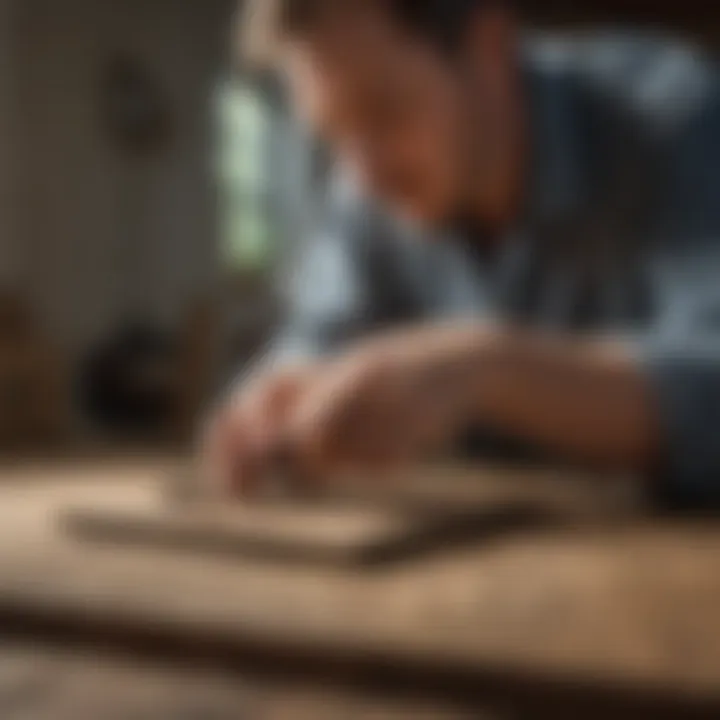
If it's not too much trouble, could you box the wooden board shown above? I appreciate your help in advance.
[61,502,434,566]
[60,495,563,568]
[165,463,642,516]
[60,463,629,567]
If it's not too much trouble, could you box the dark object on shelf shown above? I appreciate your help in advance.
[80,324,177,435]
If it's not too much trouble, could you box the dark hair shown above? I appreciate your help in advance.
[241,0,493,65]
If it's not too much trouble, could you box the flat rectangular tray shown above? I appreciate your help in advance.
[60,498,454,566]
[59,464,633,567]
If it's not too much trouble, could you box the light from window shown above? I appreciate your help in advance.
[216,80,276,272]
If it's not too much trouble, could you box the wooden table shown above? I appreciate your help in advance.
[0,642,479,719]
[1,456,719,718]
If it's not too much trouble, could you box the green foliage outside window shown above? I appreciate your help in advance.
[217,81,276,272]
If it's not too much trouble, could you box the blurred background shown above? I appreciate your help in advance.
[0,0,717,455]
[0,2,719,719]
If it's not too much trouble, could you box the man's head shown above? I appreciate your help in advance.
[242,0,519,226]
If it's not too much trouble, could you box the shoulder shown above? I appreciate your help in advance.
[524,29,720,241]
[523,29,718,139]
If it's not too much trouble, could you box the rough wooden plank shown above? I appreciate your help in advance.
[60,501,432,566]
[60,463,599,566]
[0,460,719,712]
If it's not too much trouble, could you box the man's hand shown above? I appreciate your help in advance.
[280,326,484,474]
[201,363,317,497]
[202,325,484,497]
[202,322,662,498]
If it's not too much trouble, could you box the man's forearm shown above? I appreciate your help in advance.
[466,328,662,471]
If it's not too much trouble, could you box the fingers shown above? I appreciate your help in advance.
[201,366,312,499]
[200,346,462,498]
[199,406,244,499]
[279,355,459,475]
[280,361,420,476]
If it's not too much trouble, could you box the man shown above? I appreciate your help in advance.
[206,0,720,506]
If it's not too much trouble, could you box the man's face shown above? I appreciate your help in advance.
[284,7,477,225]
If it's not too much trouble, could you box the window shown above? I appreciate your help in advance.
[216,79,277,273]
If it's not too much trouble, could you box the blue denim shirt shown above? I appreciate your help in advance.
[265,32,720,505]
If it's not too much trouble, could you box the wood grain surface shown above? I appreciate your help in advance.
[0,457,719,717]
[60,463,642,566]
[0,643,480,720]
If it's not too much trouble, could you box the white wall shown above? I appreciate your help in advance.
[11,0,234,362]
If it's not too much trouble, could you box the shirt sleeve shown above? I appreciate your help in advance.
[637,75,720,506]
[261,181,420,369]
[642,268,720,508]
[266,226,374,366]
